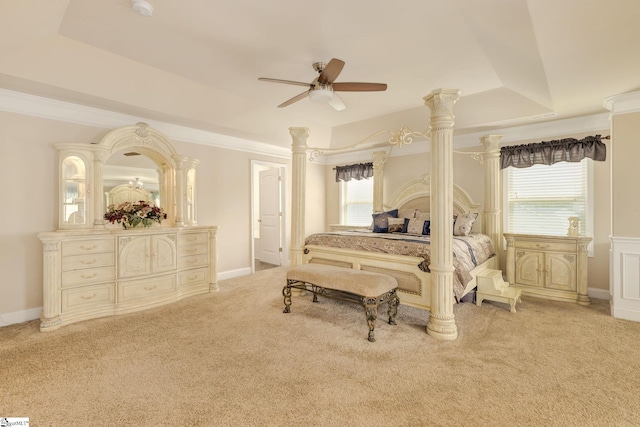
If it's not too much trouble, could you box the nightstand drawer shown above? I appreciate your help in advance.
[514,240,575,253]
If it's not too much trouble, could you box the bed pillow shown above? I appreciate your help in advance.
[453,213,478,236]
[387,217,406,233]
[371,209,399,233]
[405,218,430,235]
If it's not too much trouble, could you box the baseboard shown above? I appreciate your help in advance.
[0,307,42,327]
[611,306,640,322]
[217,267,252,281]
[588,287,610,300]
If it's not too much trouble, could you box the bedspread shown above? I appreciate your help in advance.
[304,231,495,299]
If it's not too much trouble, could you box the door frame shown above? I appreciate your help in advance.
[250,160,288,273]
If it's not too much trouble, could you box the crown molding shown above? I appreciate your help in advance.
[603,91,640,115]
[0,88,291,159]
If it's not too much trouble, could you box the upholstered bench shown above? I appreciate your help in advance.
[283,263,399,342]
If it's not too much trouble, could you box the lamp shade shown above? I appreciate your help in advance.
[308,87,334,103]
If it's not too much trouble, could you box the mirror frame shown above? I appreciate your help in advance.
[56,122,198,230]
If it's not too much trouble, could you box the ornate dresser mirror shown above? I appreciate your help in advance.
[39,123,216,331]
[56,122,199,229]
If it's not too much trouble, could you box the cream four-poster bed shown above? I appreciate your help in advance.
[288,89,504,340]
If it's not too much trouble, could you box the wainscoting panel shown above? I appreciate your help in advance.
[611,236,640,322]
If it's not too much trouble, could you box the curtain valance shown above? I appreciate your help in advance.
[500,135,607,169]
[335,162,374,182]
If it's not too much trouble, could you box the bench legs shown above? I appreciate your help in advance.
[283,279,399,342]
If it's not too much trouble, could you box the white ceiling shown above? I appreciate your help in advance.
[0,0,638,149]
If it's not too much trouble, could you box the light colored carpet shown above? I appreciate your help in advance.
[1,266,639,426]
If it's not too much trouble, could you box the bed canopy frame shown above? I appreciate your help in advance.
[288,88,503,340]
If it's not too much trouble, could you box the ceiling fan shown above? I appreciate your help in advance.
[258,58,387,111]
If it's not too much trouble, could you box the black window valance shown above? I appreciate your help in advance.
[500,135,607,169]
[335,162,374,182]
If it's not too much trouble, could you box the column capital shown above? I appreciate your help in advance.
[423,89,461,121]
[372,150,387,167]
[480,134,503,152]
[289,127,310,151]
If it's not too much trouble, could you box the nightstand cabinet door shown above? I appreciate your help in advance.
[514,251,544,287]
[505,233,590,305]
[546,253,576,292]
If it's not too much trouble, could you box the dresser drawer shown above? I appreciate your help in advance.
[514,240,576,253]
[61,283,115,312]
[178,243,208,257]
[178,254,209,270]
[62,266,115,287]
[62,238,114,256]
[62,253,115,272]
[178,268,209,287]
[178,232,209,245]
[118,275,176,302]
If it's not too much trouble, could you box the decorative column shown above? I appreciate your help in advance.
[372,151,387,212]
[173,155,187,226]
[289,127,310,267]
[209,226,220,291]
[481,134,503,267]
[92,147,109,227]
[37,234,62,331]
[424,88,460,341]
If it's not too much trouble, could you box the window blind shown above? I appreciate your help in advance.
[342,178,373,225]
[506,161,588,236]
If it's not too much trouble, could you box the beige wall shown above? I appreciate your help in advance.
[0,111,327,319]
[611,112,640,237]
[323,130,611,292]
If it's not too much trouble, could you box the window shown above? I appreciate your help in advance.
[341,177,373,225]
[505,160,593,252]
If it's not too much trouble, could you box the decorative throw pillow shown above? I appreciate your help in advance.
[453,213,478,236]
[371,209,399,233]
[387,217,406,233]
[422,220,431,235]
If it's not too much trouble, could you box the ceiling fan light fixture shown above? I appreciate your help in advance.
[131,0,154,17]
[308,86,334,103]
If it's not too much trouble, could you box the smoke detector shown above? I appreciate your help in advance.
[131,0,153,17]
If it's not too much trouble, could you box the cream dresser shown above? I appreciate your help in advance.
[38,122,220,331]
[504,233,591,305]
[38,226,218,331]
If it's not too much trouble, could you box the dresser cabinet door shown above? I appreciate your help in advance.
[118,236,151,278]
[151,234,177,273]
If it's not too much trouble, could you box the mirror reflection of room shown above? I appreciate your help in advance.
[103,150,161,208]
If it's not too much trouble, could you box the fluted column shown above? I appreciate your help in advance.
[424,88,460,341]
[290,127,310,267]
[173,155,187,226]
[372,151,387,212]
[481,134,503,266]
[92,149,108,228]
[209,226,220,291]
[38,234,62,331]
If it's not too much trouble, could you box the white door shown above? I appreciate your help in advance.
[258,168,281,265]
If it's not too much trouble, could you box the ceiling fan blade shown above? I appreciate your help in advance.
[328,93,346,112]
[318,58,345,85]
[332,82,387,92]
[277,91,309,108]
[258,77,312,88]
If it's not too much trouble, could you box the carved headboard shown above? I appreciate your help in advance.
[386,175,483,233]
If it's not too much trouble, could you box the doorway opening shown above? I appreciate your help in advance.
[251,160,287,273]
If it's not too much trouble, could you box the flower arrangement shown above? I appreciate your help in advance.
[104,201,167,229]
